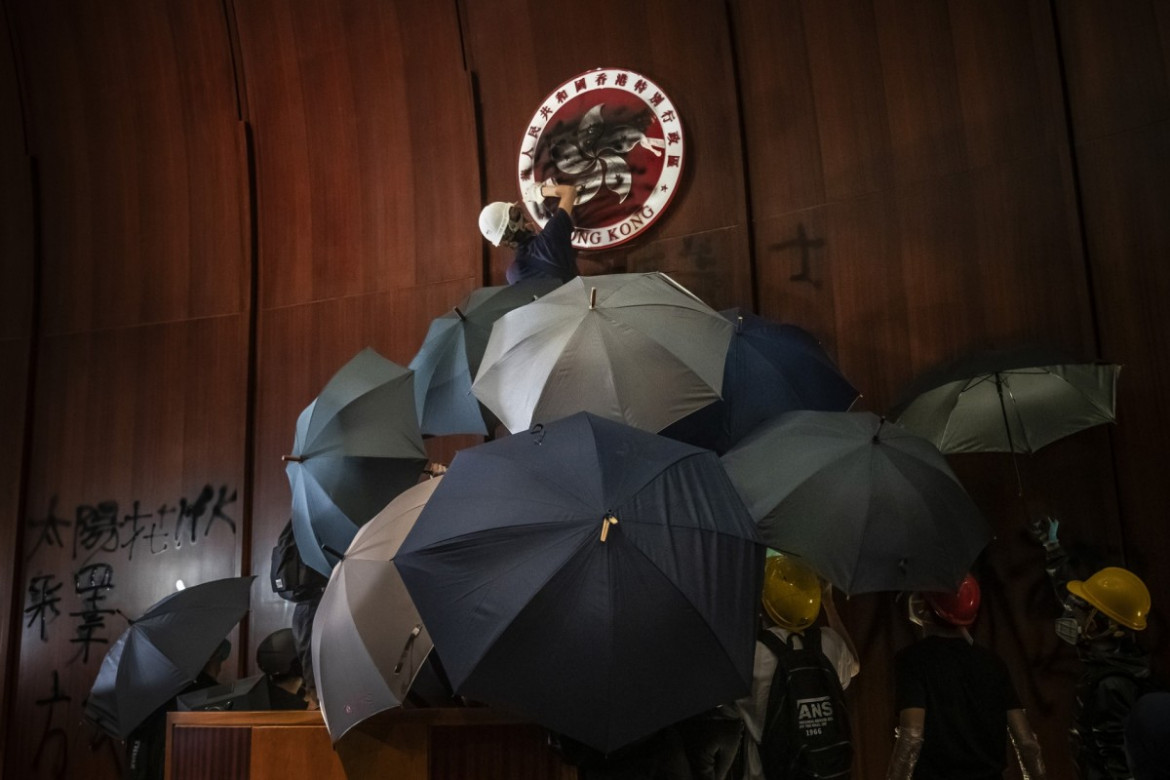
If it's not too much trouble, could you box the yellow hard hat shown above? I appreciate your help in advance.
[761,552,822,631]
[1067,566,1150,631]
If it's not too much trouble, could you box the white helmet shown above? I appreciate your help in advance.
[478,201,523,246]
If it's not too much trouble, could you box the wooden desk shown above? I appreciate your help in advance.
[165,708,577,780]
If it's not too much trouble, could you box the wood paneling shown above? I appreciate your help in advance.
[7,317,250,780]
[171,726,251,780]
[8,0,248,335]
[234,0,480,309]
[1056,0,1170,677]
[0,2,33,768]
[1054,0,1170,140]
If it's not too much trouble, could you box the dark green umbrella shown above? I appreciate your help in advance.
[284,348,428,575]
[722,410,989,595]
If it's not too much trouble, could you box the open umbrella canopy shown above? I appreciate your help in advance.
[285,347,428,575]
[722,411,989,595]
[395,412,763,753]
[313,477,450,743]
[84,576,254,739]
[409,280,561,436]
[661,309,858,453]
[889,347,1120,454]
[471,272,734,434]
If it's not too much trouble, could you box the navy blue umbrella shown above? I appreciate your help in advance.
[395,412,763,753]
[661,309,858,454]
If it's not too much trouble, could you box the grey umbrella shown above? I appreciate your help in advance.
[890,347,1120,454]
[284,347,428,575]
[722,410,989,594]
[471,272,734,434]
[313,477,448,743]
[889,347,1120,495]
[83,576,253,739]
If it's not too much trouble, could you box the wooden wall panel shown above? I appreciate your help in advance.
[1062,0,1170,679]
[9,0,248,336]
[1054,0,1170,140]
[0,1,33,768]
[460,0,752,309]
[7,318,250,780]
[235,0,481,310]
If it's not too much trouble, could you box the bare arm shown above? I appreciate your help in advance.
[1007,709,1047,779]
[885,708,925,780]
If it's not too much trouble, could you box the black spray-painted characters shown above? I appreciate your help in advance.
[26,483,239,565]
[25,573,63,641]
[70,563,116,664]
[33,671,71,779]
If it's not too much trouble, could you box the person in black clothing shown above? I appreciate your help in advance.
[1125,691,1170,780]
[256,628,308,710]
[1030,516,1154,780]
[478,180,580,285]
[125,639,229,780]
[887,574,1047,780]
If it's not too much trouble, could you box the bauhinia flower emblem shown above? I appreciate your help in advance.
[550,104,667,205]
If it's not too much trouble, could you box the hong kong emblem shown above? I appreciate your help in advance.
[517,68,685,250]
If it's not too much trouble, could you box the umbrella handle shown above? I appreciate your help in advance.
[600,515,618,542]
[394,625,423,674]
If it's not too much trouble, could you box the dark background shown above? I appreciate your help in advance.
[1,1,1167,778]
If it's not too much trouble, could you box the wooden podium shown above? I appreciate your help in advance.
[165,708,578,780]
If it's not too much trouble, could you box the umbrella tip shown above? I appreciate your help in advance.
[589,287,597,309]
[454,306,466,320]
[281,454,305,463]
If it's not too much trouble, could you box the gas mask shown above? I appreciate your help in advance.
[1055,595,1116,645]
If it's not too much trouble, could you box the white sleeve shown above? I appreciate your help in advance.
[819,627,860,689]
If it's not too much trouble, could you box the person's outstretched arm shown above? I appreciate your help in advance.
[1007,708,1047,779]
[885,708,925,780]
[541,182,578,218]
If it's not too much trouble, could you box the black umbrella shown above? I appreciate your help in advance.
[395,412,763,753]
[284,347,428,575]
[409,280,561,436]
[722,411,989,594]
[83,576,254,739]
[661,309,858,453]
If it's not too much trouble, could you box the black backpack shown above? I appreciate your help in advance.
[269,519,327,602]
[757,628,852,780]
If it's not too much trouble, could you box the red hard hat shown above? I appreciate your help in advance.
[924,573,981,627]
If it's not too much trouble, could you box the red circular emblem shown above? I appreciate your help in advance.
[517,68,685,250]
